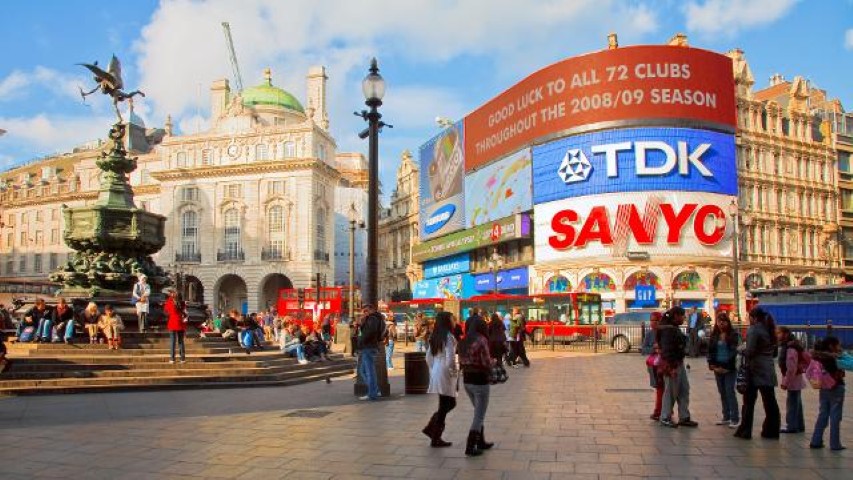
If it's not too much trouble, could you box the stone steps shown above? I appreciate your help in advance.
[0,335,353,397]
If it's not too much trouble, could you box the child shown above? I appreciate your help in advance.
[810,336,846,451]
[98,304,125,350]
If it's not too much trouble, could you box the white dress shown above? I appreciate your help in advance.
[426,335,458,397]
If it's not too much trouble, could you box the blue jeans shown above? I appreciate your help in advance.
[714,370,739,422]
[811,384,845,449]
[36,318,53,340]
[170,331,185,362]
[785,389,805,432]
[358,347,379,399]
[386,341,395,368]
[283,344,305,361]
[63,321,75,341]
[16,322,34,339]
[464,383,490,431]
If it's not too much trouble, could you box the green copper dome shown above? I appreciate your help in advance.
[242,69,305,113]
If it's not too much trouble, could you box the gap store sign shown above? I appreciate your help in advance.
[423,253,471,279]
[474,266,530,292]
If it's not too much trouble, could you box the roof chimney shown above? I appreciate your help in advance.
[607,33,618,50]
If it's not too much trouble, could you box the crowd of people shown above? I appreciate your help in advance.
[643,305,849,451]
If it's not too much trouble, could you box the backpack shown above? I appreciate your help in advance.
[805,359,836,390]
[18,326,35,343]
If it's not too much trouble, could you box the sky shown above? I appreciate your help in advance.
[0,0,851,201]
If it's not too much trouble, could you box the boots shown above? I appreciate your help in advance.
[422,413,438,440]
[477,426,494,450]
[464,430,482,457]
[431,422,452,448]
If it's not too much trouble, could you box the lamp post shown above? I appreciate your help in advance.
[356,58,391,308]
[487,248,504,296]
[728,201,742,322]
[348,203,365,323]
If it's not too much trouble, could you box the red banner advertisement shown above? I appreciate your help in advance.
[464,46,736,171]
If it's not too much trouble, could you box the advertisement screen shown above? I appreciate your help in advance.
[413,273,476,299]
[464,46,736,170]
[423,253,471,279]
[532,127,736,204]
[412,213,531,263]
[464,148,532,227]
[534,191,735,263]
[419,120,465,240]
[473,266,530,292]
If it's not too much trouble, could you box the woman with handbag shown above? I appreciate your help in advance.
[459,316,495,456]
[734,307,780,440]
[642,312,664,421]
[707,313,740,428]
[422,311,458,448]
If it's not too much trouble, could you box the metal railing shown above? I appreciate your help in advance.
[313,250,329,262]
[175,252,201,263]
[216,249,245,262]
[261,247,290,261]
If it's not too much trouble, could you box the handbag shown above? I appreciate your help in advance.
[489,363,509,384]
[735,351,750,394]
[645,353,661,368]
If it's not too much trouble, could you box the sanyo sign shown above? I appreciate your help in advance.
[532,127,737,204]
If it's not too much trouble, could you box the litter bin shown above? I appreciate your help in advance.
[404,351,429,394]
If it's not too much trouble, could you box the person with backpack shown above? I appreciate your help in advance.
[809,336,846,450]
[384,316,397,370]
[707,313,740,428]
[778,326,807,434]
[734,307,780,440]
[459,315,495,457]
[422,311,458,448]
[657,306,698,428]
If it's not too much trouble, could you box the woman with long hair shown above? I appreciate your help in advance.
[81,302,100,344]
[810,336,846,450]
[459,315,495,456]
[707,313,740,428]
[164,288,187,364]
[487,312,507,365]
[422,311,458,448]
[734,307,781,440]
[777,326,807,434]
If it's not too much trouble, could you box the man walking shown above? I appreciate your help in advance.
[132,274,151,333]
[358,305,384,401]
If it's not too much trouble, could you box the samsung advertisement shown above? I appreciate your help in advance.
[419,121,466,240]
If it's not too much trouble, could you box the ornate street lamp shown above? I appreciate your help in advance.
[348,203,365,323]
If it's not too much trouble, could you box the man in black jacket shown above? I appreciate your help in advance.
[657,306,698,428]
[357,305,384,401]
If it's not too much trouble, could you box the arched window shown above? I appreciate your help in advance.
[316,208,326,254]
[181,210,198,259]
[255,144,269,161]
[267,205,285,257]
[176,151,187,168]
[223,208,241,258]
[283,141,296,158]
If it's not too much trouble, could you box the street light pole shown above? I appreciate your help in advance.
[728,201,741,322]
[348,203,365,322]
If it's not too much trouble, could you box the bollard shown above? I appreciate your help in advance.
[404,351,429,394]
[550,319,555,351]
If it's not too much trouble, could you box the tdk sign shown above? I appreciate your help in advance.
[533,127,736,203]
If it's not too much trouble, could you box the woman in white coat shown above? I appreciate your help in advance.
[421,311,458,448]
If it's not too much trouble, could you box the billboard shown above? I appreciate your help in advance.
[532,127,737,204]
[423,253,470,279]
[412,213,531,263]
[473,266,530,292]
[464,148,532,227]
[419,120,465,240]
[534,191,735,263]
[463,46,736,170]
[413,273,476,300]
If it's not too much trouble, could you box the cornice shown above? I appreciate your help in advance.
[0,184,161,208]
[151,158,341,182]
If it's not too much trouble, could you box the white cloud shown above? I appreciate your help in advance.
[0,114,112,160]
[845,28,853,50]
[0,71,28,100]
[684,0,799,36]
[0,67,91,102]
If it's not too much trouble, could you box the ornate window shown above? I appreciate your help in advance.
[181,210,199,258]
[316,208,326,253]
[267,205,285,256]
[224,184,243,199]
[223,208,241,258]
[176,151,187,167]
[255,144,269,161]
[180,187,199,202]
[283,141,296,158]
[268,181,285,196]
[201,149,213,165]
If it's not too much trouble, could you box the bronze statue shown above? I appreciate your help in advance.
[78,55,144,122]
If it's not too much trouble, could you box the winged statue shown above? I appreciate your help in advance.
[78,55,145,122]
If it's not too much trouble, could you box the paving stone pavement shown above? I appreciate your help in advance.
[0,351,850,479]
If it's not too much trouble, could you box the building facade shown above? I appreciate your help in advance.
[0,67,367,314]
[377,150,421,300]
[831,111,853,281]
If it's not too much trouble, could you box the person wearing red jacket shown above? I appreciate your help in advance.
[164,288,187,364]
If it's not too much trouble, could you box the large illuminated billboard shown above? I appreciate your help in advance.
[464,148,532,227]
[419,121,465,240]
[532,127,737,204]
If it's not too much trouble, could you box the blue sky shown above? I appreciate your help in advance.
[0,0,851,200]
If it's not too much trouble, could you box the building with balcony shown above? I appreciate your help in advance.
[378,150,421,300]
[831,111,853,281]
[0,66,367,314]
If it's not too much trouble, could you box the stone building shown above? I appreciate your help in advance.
[830,110,853,281]
[377,150,421,300]
[0,67,367,314]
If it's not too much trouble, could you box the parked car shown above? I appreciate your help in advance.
[605,310,656,353]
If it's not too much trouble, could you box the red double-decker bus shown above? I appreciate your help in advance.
[277,287,343,329]
[461,292,603,343]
